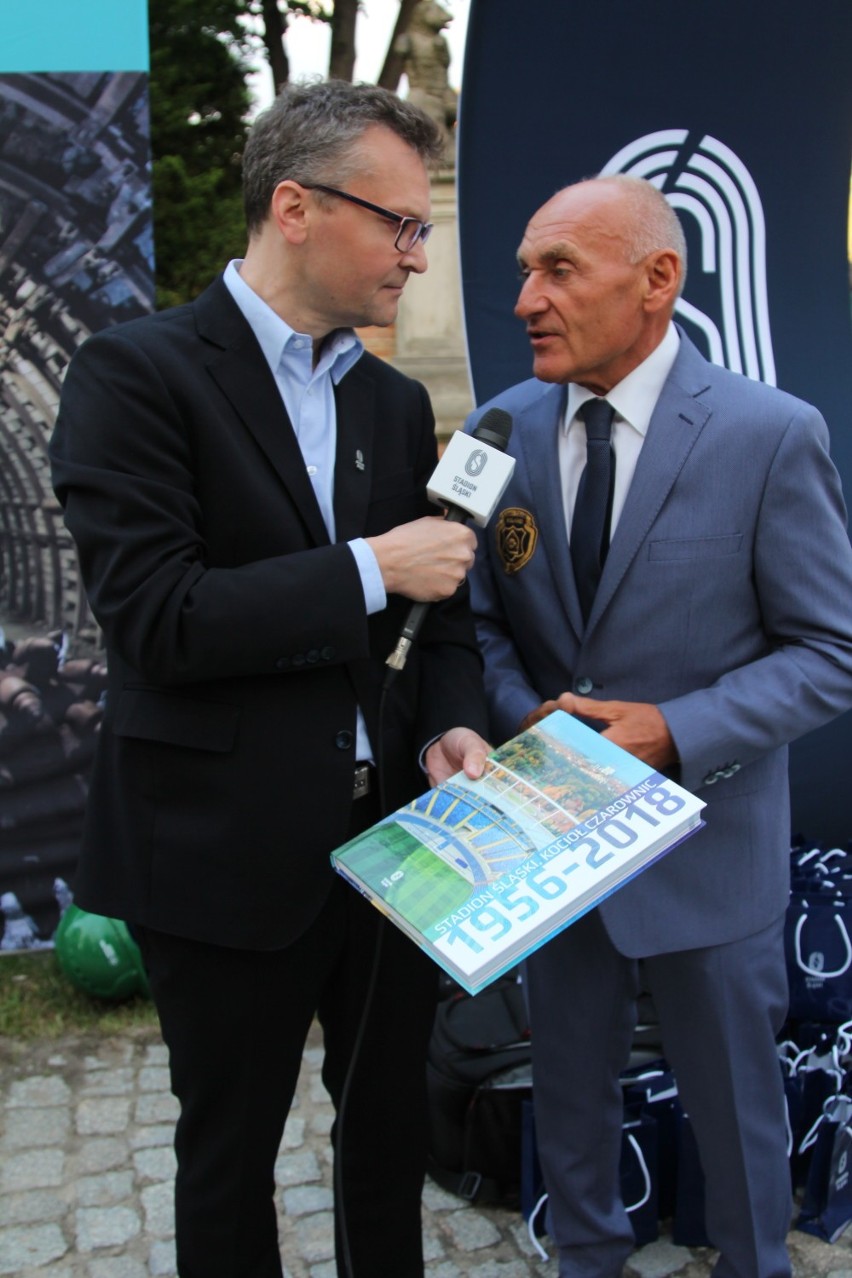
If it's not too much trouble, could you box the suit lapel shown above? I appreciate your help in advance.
[332,362,375,542]
[193,279,330,548]
[586,338,712,629]
[515,385,587,636]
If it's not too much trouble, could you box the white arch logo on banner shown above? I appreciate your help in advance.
[601,130,777,387]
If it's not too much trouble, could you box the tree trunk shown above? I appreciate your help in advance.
[328,0,357,81]
[261,0,290,93]
[377,0,420,92]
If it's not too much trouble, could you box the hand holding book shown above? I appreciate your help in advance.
[520,693,677,773]
[333,710,704,994]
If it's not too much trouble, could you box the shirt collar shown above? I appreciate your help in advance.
[223,259,363,383]
[564,322,680,436]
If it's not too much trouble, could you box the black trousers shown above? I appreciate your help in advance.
[136,794,439,1278]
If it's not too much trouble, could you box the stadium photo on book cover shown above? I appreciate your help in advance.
[332,710,705,993]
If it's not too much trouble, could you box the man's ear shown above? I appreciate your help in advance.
[643,249,681,313]
[271,180,310,244]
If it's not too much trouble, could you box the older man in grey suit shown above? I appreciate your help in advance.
[466,174,852,1278]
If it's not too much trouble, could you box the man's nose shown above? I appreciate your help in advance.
[515,275,543,318]
[400,238,429,274]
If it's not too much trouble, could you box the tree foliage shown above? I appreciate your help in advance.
[148,0,423,307]
[148,0,253,307]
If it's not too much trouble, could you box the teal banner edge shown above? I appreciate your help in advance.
[1,0,149,73]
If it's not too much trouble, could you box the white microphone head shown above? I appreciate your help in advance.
[427,416,516,526]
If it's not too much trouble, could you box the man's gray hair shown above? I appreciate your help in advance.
[594,174,688,293]
[242,79,444,233]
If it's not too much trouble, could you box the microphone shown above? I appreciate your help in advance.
[385,408,515,678]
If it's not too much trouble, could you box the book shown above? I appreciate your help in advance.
[331,709,706,995]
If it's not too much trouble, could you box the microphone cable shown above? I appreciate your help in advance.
[333,679,392,1278]
[334,408,513,1271]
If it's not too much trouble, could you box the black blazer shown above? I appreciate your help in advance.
[50,276,488,949]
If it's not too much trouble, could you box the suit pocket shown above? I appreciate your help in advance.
[648,533,742,561]
[113,688,239,752]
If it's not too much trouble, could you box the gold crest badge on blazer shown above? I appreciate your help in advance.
[495,507,538,574]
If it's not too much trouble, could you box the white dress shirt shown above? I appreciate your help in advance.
[561,323,681,539]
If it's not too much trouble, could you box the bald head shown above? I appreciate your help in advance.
[515,176,684,393]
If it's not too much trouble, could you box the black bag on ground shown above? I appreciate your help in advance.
[426,972,532,1206]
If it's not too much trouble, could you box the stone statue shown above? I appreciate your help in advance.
[395,0,457,168]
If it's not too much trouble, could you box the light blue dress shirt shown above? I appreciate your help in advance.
[223,260,383,761]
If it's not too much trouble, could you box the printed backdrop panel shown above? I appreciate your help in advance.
[0,3,153,950]
[459,0,852,843]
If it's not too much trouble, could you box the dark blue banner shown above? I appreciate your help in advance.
[459,0,852,842]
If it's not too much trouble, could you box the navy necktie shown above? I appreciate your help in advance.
[570,398,615,622]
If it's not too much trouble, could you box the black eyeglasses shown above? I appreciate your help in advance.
[302,183,433,253]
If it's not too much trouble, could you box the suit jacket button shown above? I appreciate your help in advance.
[576,676,594,695]
[320,646,335,661]
[306,649,319,664]
[274,657,291,672]
[292,653,305,667]
[335,730,353,751]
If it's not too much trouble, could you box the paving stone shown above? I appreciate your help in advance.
[75,1136,128,1175]
[290,1210,336,1263]
[0,1189,65,1227]
[143,1043,169,1066]
[429,1264,467,1278]
[275,1149,322,1186]
[141,1180,175,1238]
[75,1204,142,1251]
[134,1092,179,1125]
[309,1263,337,1278]
[466,1263,549,1277]
[138,1065,170,1092]
[308,1075,332,1105]
[83,1043,134,1070]
[282,1115,307,1149]
[281,1184,335,1217]
[149,1238,178,1275]
[441,1208,503,1251]
[133,1144,176,1182]
[0,1222,68,1273]
[509,1216,548,1257]
[627,1239,696,1278]
[75,1096,132,1136]
[129,1124,174,1150]
[6,1075,71,1108]
[309,1110,334,1138]
[1,1104,70,1148]
[76,1170,134,1207]
[81,1066,135,1096]
[1,1020,850,1278]
[88,1256,150,1278]
[423,1227,446,1262]
[1,1147,65,1192]
[423,1178,467,1211]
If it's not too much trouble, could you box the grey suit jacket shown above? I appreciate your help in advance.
[468,333,852,957]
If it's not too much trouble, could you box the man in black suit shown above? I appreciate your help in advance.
[49,81,490,1278]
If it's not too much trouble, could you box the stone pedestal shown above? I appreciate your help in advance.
[392,171,473,442]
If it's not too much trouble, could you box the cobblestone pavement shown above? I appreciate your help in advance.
[2,1021,852,1278]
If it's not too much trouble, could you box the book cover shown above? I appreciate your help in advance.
[332,709,705,994]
